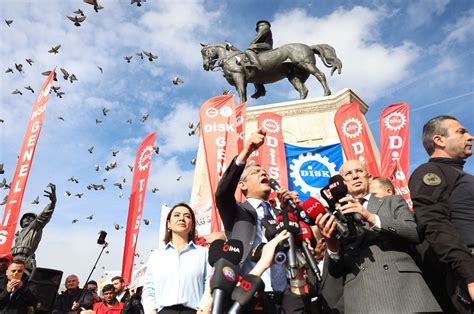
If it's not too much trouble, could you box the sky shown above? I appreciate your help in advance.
[0,0,473,285]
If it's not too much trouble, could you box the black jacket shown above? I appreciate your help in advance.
[0,276,37,314]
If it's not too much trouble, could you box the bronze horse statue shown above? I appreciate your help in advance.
[201,43,342,103]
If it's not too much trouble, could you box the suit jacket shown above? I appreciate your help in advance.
[0,276,37,314]
[215,158,260,268]
[326,195,441,313]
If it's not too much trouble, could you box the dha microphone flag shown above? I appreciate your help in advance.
[285,143,343,202]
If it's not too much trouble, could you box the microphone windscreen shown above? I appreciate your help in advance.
[275,212,300,235]
[328,174,348,200]
[301,197,327,224]
[268,178,281,191]
[249,243,265,263]
[210,258,239,292]
[208,239,244,267]
[231,274,264,306]
[261,218,278,240]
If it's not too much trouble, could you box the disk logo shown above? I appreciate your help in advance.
[289,153,337,196]
[138,145,154,171]
[384,112,407,131]
[341,118,363,139]
[261,119,280,133]
[220,106,232,118]
[205,107,218,118]
[222,266,236,282]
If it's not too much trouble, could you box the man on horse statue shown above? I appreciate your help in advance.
[244,20,273,99]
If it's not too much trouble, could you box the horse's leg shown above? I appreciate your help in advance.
[287,75,308,99]
[297,62,331,96]
[251,83,266,99]
[233,74,247,103]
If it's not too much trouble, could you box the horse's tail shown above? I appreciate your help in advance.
[311,44,343,76]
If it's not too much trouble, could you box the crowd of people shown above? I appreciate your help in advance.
[0,114,472,314]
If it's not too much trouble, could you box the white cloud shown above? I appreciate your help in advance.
[271,7,420,102]
[406,0,450,29]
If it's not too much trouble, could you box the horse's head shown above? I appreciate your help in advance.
[200,43,219,71]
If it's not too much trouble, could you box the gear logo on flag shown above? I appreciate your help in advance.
[384,112,407,131]
[341,118,363,138]
[236,115,244,126]
[138,145,154,171]
[289,152,337,195]
[220,106,232,117]
[261,118,280,133]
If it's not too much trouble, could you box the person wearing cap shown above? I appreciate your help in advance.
[11,184,56,275]
[244,20,273,99]
[0,254,12,281]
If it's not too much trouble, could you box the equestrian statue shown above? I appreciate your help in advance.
[201,20,343,103]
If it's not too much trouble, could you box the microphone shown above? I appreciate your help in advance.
[228,274,264,314]
[250,242,287,265]
[296,221,322,282]
[268,178,297,210]
[301,197,327,225]
[208,239,244,267]
[208,239,244,314]
[261,218,278,241]
[320,183,350,239]
[210,259,240,314]
[273,211,298,278]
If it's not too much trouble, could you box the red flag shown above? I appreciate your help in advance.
[235,102,247,153]
[257,113,289,189]
[380,103,412,209]
[334,102,380,176]
[199,95,238,232]
[122,132,156,284]
[0,69,56,255]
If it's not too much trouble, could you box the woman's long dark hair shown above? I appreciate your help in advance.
[163,202,197,244]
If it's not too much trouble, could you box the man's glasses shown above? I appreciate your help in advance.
[342,168,366,180]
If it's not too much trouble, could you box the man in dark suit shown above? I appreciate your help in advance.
[0,259,37,314]
[215,128,309,313]
[316,159,441,313]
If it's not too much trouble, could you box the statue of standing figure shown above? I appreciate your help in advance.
[11,183,56,275]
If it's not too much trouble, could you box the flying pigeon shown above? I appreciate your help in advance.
[0,163,4,174]
[112,150,119,157]
[26,58,34,66]
[69,74,77,83]
[75,193,83,198]
[105,161,117,171]
[119,192,124,199]
[15,63,23,73]
[114,223,123,230]
[31,196,40,204]
[56,92,65,98]
[128,165,133,172]
[12,89,23,96]
[67,15,86,27]
[151,187,159,193]
[0,178,8,189]
[24,86,34,93]
[131,0,146,6]
[96,119,102,124]
[188,122,194,129]
[86,214,93,220]
[42,71,58,81]
[5,68,13,74]
[136,52,144,59]
[74,9,85,16]
[124,56,132,63]
[48,45,61,54]
[72,219,79,224]
[102,107,110,116]
[113,182,123,190]
[190,158,196,165]
[143,51,158,61]
[64,191,72,196]
[5,19,13,27]
[176,175,182,181]
[0,196,7,206]
[98,66,103,73]
[83,0,104,12]
[153,146,159,155]
[140,114,149,122]
[68,176,79,183]
[134,252,140,257]
[88,146,94,154]
[60,68,69,80]
[172,76,184,85]
[126,118,132,124]
[51,86,61,93]
[143,218,150,225]
[58,116,65,121]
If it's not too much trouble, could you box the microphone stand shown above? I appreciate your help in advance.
[78,242,108,305]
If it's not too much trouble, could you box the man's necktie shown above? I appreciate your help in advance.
[261,202,288,292]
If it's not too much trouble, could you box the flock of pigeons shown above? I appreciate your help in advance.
[1,0,206,269]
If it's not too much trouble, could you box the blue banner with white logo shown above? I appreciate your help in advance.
[285,143,344,201]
